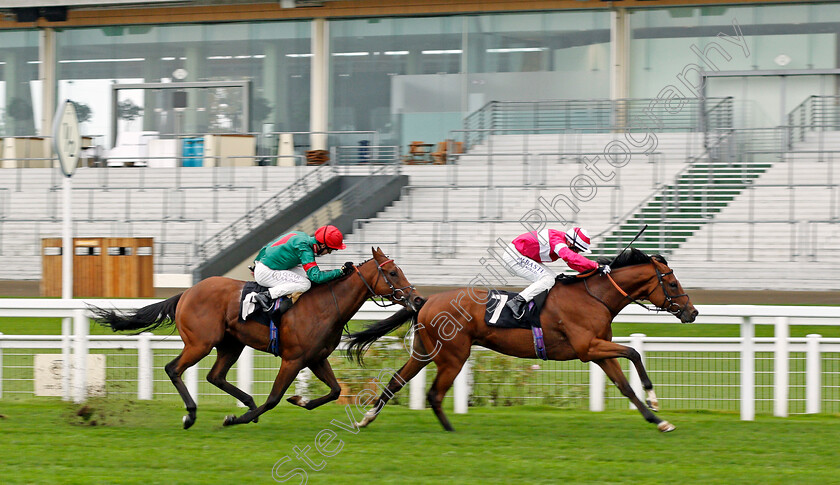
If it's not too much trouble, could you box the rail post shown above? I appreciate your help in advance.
[237,346,254,408]
[453,358,470,414]
[740,316,755,421]
[589,362,605,412]
[409,366,426,410]
[72,309,88,403]
[137,332,153,400]
[806,334,821,414]
[774,317,789,417]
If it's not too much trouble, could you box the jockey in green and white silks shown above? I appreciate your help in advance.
[252,225,352,313]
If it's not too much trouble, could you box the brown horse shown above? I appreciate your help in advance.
[91,247,422,429]
[346,248,698,432]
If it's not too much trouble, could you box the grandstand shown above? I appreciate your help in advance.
[1,1,839,295]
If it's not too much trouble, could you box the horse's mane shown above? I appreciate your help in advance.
[596,248,668,269]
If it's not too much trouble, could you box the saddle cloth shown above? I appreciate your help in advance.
[484,290,548,329]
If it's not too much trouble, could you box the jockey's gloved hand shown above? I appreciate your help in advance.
[599,264,611,275]
[341,261,355,275]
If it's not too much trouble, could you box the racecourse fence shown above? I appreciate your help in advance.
[1,300,839,420]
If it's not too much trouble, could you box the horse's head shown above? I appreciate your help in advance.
[357,247,424,311]
[645,255,698,323]
[602,249,698,323]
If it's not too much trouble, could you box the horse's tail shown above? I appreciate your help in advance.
[89,293,182,334]
[345,306,419,365]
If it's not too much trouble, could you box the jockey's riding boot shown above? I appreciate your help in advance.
[505,294,528,319]
[253,291,274,312]
[274,296,293,315]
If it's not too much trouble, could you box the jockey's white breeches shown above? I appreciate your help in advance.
[253,262,311,299]
[501,244,557,302]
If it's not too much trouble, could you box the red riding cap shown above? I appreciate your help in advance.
[315,225,347,250]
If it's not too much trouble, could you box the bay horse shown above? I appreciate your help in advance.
[346,249,698,433]
[91,247,422,429]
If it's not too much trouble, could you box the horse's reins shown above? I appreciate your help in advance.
[353,259,416,308]
[582,263,690,317]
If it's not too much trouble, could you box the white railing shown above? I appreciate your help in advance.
[1,299,840,420]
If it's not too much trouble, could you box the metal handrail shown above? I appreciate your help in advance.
[460,97,733,148]
[194,162,338,264]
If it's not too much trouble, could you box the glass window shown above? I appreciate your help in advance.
[0,30,40,136]
[56,21,310,148]
[630,4,840,127]
[330,11,611,150]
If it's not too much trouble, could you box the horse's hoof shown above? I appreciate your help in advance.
[223,415,237,427]
[287,395,310,408]
[646,399,660,412]
[657,421,675,433]
[182,415,195,430]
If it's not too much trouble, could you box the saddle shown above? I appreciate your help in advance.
[484,290,548,330]
[484,290,550,360]
[239,282,287,356]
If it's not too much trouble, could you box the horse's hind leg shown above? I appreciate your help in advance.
[595,358,674,432]
[224,358,303,426]
[206,338,259,422]
[357,351,431,428]
[287,359,342,410]
[165,343,213,429]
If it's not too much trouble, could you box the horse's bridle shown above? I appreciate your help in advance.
[584,262,690,317]
[353,259,416,308]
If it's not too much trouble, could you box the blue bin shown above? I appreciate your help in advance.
[182,137,204,167]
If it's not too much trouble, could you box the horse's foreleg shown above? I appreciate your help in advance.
[287,359,342,410]
[165,344,213,430]
[583,339,659,411]
[224,359,303,426]
[206,340,259,421]
[357,353,430,428]
[427,359,466,432]
[595,358,674,432]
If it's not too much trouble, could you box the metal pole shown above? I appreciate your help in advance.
[62,176,72,300]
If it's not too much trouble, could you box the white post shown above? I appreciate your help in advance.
[185,364,199,405]
[774,317,789,417]
[741,316,755,421]
[629,333,646,408]
[0,332,3,399]
[589,362,605,412]
[137,332,153,400]
[409,366,426,410]
[453,359,470,414]
[62,176,73,300]
[72,309,88,403]
[806,334,821,414]
[61,317,71,401]
[237,346,254,408]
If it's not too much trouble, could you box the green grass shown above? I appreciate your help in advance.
[4,317,840,338]
[1,399,839,484]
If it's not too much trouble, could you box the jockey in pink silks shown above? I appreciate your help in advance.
[502,227,609,319]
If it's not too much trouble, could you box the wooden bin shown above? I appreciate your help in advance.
[41,237,154,298]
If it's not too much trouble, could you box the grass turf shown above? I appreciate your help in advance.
[1,399,839,484]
